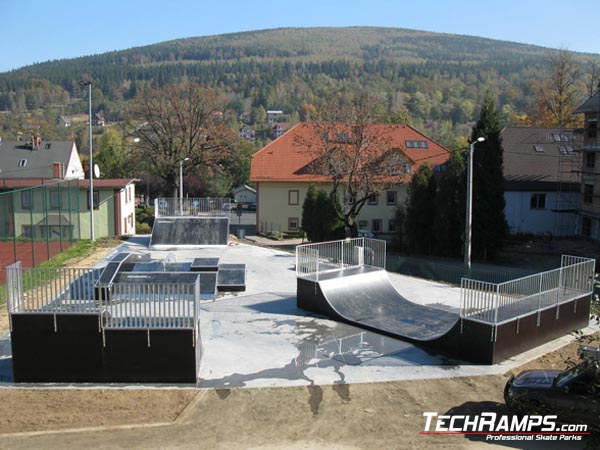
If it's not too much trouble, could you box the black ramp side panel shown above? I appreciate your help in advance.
[150,217,229,246]
[317,269,460,341]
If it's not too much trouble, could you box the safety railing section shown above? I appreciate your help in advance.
[101,281,201,331]
[154,197,231,217]
[296,238,386,281]
[5,262,99,314]
[461,255,595,325]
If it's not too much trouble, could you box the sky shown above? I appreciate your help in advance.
[1,0,598,73]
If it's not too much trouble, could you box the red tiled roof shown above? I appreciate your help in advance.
[0,178,136,190]
[250,122,450,183]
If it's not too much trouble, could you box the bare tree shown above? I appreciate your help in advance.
[128,83,237,196]
[300,93,409,236]
[535,50,582,127]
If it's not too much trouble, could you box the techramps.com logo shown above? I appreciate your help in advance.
[420,412,589,442]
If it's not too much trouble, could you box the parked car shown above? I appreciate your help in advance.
[357,230,375,238]
[504,352,600,424]
[247,203,256,211]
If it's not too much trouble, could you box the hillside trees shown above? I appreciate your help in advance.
[127,83,237,197]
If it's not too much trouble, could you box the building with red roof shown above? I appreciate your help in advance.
[250,122,450,236]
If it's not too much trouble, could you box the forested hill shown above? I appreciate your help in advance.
[1,27,598,145]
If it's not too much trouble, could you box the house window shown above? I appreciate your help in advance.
[123,218,127,233]
[582,217,592,237]
[88,190,100,210]
[372,219,382,232]
[288,190,299,205]
[386,191,397,205]
[21,191,32,209]
[22,225,33,238]
[419,141,428,148]
[49,190,61,209]
[18,159,27,167]
[586,152,596,169]
[405,141,414,148]
[358,220,368,229]
[530,193,546,209]
[534,145,544,153]
[388,219,397,233]
[367,194,378,205]
[584,184,594,204]
[45,143,51,149]
[345,193,355,204]
[288,217,299,231]
[588,119,598,139]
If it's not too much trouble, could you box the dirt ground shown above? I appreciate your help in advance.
[0,238,598,449]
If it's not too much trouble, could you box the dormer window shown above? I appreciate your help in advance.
[534,145,544,153]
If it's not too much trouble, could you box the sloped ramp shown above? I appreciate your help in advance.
[297,266,460,343]
[150,216,229,248]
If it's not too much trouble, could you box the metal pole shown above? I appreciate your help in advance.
[464,137,485,270]
[464,142,474,270]
[179,159,183,215]
[88,82,95,242]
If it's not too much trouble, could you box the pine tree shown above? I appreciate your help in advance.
[406,163,437,254]
[433,150,465,257]
[470,92,508,259]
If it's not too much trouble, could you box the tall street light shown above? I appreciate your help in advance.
[179,157,190,214]
[464,136,485,270]
[80,79,95,242]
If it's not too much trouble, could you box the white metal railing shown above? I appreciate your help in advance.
[154,197,231,217]
[101,281,201,331]
[5,263,202,341]
[296,238,386,281]
[461,255,595,325]
[5,262,99,314]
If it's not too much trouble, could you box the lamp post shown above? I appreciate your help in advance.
[464,136,485,270]
[80,79,95,242]
[179,157,189,214]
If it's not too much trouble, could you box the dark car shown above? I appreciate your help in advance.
[247,203,256,211]
[504,359,599,425]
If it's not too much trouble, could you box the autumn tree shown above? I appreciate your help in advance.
[127,82,237,197]
[302,92,409,236]
[535,50,582,127]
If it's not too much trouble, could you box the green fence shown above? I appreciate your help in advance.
[0,179,84,281]
[386,255,535,286]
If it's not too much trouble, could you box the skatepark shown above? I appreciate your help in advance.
[1,197,596,388]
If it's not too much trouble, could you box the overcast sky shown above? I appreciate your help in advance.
[1,0,598,73]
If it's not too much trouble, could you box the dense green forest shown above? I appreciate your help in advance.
[0,26,598,165]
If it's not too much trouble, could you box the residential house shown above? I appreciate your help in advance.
[250,122,450,236]
[0,138,137,240]
[272,122,290,139]
[0,138,85,180]
[95,113,106,127]
[501,127,582,236]
[239,125,255,140]
[267,110,284,124]
[575,89,600,239]
[233,185,256,204]
[55,116,72,127]
[0,178,137,240]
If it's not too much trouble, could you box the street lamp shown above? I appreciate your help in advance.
[80,79,94,242]
[464,136,485,270]
[179,157,190,214]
